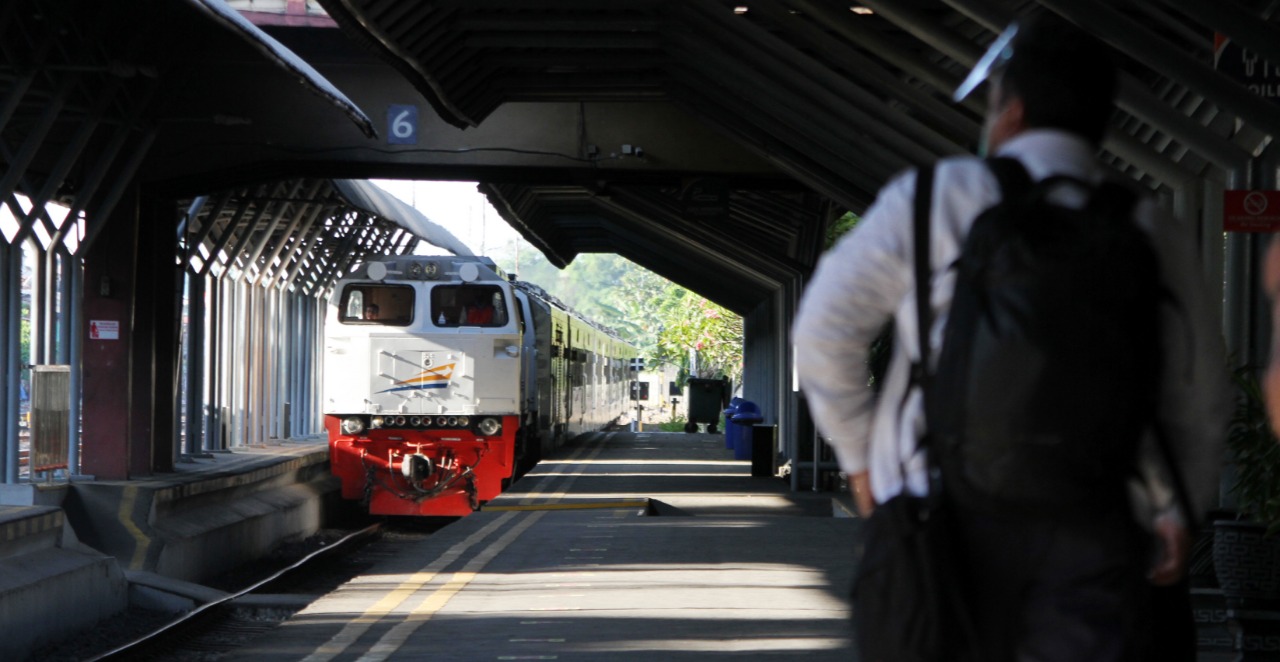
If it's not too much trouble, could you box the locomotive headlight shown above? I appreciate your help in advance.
[393,415,406,426]
[370,416,385,429]
[456,416,470,426]
[408,262,423,278]
[409,416,422,427]
[447,416,458,427]
[341,417,366,435]
[436,416,448,427]
[477,417,501,436]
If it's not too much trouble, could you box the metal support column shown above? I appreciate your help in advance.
[67,260,82,476]
[184,271,205,456]
[306,294,322,436]
[32,245,45,365]
[1225,165,1255,362]
[5,242,20,483]
[205,275,222,451]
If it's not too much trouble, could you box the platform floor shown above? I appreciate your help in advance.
[228,430,859,660]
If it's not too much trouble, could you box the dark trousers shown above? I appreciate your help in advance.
[953,505,1153,662]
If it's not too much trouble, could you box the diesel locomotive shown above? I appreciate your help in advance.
[323,255,636,516]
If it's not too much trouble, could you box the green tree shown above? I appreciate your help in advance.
[20,317,29,366]
[654,294,742,384]
[826,211,859,249]
[608,265,676,359]
[500,239,743,386]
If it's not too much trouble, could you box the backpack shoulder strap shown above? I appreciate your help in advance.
[1087,180,1141,219]
[910,164,938,495]
[985,156,1033,201]
[912,164,936,390]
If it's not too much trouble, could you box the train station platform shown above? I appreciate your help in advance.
[227,430,860,660]
[63,438,336,582]
[0,437,336,660]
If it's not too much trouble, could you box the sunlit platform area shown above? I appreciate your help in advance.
[227,430,859,660]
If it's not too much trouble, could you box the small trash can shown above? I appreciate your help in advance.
[750,424,777,477]
[721,397,743,450]
[731,401,762,461]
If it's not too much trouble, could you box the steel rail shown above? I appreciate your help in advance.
[87,522,383,661]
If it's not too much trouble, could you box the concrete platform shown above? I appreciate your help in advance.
[64,438,337,582]
[227,430,860,660]
[0,438,339,661]
[0,505,128,661]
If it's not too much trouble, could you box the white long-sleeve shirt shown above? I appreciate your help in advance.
[792,129,1230,518]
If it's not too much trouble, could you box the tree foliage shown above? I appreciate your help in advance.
[493,241,742,385]
[826,211,859,249]
[655,294,742,382]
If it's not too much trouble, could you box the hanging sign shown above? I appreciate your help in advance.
[387,104,419,145]
[1225,190,1280,232]
[1215,34,1280,101]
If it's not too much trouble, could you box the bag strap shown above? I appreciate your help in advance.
[910,164,938,494]
[986,156,1033,201]
[911,165,934,388]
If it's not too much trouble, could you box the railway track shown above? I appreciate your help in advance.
[87,522,387,661]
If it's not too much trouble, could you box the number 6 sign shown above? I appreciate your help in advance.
[387,105,418,145]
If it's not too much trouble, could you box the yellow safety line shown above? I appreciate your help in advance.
[356,511,548,662]
[118,485,151,570]
[484,499,648,512]
[301,511,518,662]
[308,431,619,661]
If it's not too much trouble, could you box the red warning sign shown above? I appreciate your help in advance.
[89,320,120,340]
[1225,190,1280,232]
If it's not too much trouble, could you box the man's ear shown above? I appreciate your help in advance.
[984,94,1027,153]
[998,96,1027,135]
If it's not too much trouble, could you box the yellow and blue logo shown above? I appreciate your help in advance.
[378,363,455,393]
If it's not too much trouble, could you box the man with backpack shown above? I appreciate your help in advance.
[793,13,1230,661]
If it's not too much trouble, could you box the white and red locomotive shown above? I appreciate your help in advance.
[323,255,635,516]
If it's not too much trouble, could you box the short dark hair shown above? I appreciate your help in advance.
[993,13,1117,145]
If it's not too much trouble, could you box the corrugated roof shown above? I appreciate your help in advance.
[187,0,376,138]
[318,0,1280,311]
[331,179,473,256]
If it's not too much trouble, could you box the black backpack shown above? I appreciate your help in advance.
[926,157,1163,516]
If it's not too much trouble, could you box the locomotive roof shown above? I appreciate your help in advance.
[349,254,507,282]
[343,254,629,344]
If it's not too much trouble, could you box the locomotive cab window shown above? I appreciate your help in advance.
[432,285,509,328]
[339,284,414,326]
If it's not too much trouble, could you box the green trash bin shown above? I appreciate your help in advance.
[685,378,729,433]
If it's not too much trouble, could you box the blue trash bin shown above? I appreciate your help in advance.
[722,397,743,450]
[731,401,762,461]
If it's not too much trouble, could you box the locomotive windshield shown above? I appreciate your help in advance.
[431,285,509,327]
[338,284,414,326]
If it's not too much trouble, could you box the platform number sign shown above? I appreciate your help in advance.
[387,105,419,145]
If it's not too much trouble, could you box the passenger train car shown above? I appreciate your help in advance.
[323,255,636,516]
